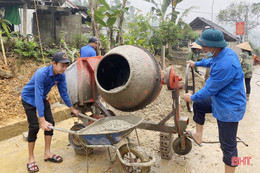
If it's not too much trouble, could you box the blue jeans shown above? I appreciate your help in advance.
[193,97,238,167]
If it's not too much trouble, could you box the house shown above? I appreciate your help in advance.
[189,17,240,52]
[0,0,90,43]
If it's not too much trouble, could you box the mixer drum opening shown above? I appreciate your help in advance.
[96,54,130,91]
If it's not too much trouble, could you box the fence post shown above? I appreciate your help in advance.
[161,45,165,69]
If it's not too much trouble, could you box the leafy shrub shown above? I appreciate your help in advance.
[14,39,43,69]
[99,33,110,55]
[123,13,154,52]
[14,39,41,59]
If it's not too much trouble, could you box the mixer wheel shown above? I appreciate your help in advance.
[172,137,192,155]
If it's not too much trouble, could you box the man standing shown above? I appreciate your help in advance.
[186,42,202,74]
[237,42,253,101]
[80,36,99,57]
[184,29,247,173]
[22,52,80,173]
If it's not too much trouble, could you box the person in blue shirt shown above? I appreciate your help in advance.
[184,29,246,173]
[80,36,99,57]
[21,52,80,173]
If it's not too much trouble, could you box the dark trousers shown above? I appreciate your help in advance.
[218,120,238,167]
[245,78,251,94]
[193,97,238,167]
[193,97,212,125]
[22,99,55,142]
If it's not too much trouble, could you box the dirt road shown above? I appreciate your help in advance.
[0,66,260,173]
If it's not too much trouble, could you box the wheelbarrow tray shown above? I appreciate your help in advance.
[77,115,143,145]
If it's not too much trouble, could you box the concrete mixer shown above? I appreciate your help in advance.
[65,45,195,161]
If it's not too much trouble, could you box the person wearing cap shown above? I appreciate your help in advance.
[184,29,246,173]
[21,52,80,173]
[237,42,253,101]
[80,36,99,58]
[187,42,202,74]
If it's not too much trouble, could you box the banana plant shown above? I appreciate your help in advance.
[143,0,183,22]
[0,18,11,37]
[0,18,11,65]
[86,0,129,48]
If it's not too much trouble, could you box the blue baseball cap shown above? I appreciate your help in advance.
[52,52,70,63]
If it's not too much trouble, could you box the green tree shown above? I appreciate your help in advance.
[123,13,153,51]
[217,2,260,42]
[170,0,183,22]
[143,0,183,22]
[86,0,129,49]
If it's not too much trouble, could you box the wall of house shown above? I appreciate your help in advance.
[229,41,241,55]
[56,14,82,43]
[14,9,34,34]
[33,12,82,43]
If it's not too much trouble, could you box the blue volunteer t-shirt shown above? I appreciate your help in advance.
[21,65,72,117]
[80,45,96,57]
[191,47,247,122]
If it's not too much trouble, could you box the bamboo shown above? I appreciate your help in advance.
[116,0,127,45]
[0,34,7,65]
[33,0,45,65]
[89,0,101,55]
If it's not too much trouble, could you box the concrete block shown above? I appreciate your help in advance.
[22,132,28,142]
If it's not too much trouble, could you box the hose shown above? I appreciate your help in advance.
[202,137,248,147]
[256,81,260,87]
[252,73,260,87]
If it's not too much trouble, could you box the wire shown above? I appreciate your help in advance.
[175,7,218,15]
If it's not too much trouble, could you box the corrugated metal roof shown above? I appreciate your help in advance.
[189,17,238,42]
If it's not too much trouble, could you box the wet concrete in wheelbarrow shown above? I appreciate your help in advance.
[1,66,260,173]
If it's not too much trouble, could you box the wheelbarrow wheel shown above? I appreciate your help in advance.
[172,137,192,155]
[116,143,151,173]
[68,123,93,155]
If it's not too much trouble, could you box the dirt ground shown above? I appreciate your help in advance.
[0,56,60,128]
[0,56,260,173]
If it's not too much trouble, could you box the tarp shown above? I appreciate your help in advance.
[4,5,21,25]
[253,55,260,66]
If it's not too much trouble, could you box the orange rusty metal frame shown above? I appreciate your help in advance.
[138,66,188,134]
[77,56,102,106]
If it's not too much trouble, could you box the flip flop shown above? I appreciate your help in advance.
[27,162,39,173]
[186,131,203,147]
[44,154,63,163]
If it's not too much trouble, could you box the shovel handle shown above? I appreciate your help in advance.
[49,126,78,135]
[78,113,98,122]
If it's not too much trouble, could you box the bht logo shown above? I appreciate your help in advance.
[232,156,252,166]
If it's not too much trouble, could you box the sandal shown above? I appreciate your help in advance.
[44,154,63,163]
[185,131,203,147]
[27,162,39,173]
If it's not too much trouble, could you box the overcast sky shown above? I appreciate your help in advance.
[128,0,260,46]
[128,0,259,23]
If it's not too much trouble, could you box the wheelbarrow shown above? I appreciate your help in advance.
[50,114,156,173]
